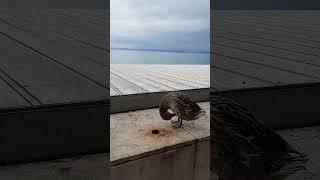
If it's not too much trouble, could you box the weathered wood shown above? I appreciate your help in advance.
[0,33,106,104]
[0,10,108,90]
[212,10,320,92]
[110,65,210,96]
[213,44,320,79]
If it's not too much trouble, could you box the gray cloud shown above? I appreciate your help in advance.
[111,0,209,52]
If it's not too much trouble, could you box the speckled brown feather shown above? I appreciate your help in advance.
[159,92,204,121]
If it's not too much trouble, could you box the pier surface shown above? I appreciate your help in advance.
[0,9,108,164]
[0,9,107,109]
[212,10,320,91]
[110,64,210,96]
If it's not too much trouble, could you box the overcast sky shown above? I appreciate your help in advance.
[111,0,210,52]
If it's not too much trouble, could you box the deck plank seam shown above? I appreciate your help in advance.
[19,15,107,51]
[215,22,320,45]
[111,72,149,94]
[0,68,42,105]
[214,42,320,68]
[214,35,320,58]
[210,65,276,85]
[57,10,106,27]
[213,52,320,81]
[217,18,320,39]
[0,25,108,89]
[110,68,174,91]
[213,26,320,50]
[218,15,320,34]
[128,66,209,87]
[126,66,200,89]
[12,10,107,51]
[111,68,178,93]
[47,10,105,27]
[134,65,209,84]
[110,84,122,95]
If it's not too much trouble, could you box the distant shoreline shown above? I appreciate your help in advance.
[110,48,210,54]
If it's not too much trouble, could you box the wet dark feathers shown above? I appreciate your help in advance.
[211,95,309,179]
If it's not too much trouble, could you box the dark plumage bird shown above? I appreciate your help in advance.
[159,92,206,128]
[211,95,312,180]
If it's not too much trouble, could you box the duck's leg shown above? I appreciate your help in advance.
[171,117,180,125]
[172,118,182,128]
[178,118,183,128]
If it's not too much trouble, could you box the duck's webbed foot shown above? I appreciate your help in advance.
[171,118,183,129]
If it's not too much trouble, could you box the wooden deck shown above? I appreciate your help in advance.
[0,9,108,164]
[0,9,107,109]
[212,10,320,91]
[110,64,210,96]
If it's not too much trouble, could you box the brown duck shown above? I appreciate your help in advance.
[159,92,206,128]
[211,95,313,180]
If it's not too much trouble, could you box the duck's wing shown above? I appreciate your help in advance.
[169,93,201,117]
[169,96,193,116]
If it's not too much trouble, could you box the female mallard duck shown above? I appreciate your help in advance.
[211,95,312,180]
[159,92,206,128]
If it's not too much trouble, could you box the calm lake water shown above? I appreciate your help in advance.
[110,49,210,64]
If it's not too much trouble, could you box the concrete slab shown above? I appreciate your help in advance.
[194,141,210,180]
[110,102,209,179]
[111,144,196,180]
[0,154,107,180]
[279,126,320,179]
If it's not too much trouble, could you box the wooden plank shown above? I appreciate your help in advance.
[214,24,320,49]
[215,12,320,35]
[0,77,30,109]
[114,66,195,91]
[218,11,320,29]
[211,54,318,85]
[111,67,175,92]
[210,67,272,91]
[157,65,210,81]
[110,65,210,96]
[110,72,147,95]
[214,13,320,38]
[0,11,108,90]
[126,65,199,89]
[213,21,320,47]
[111,69,167,92]
[110,87,120,96]
[0,9,106,49]
[215,30,320,56]
[0,33,106,104]
[53,9,106,26]
[129,65,209,88]
[72,9,107,17]
[213,44,320,79]
[213,37,320,67]
[142,65,209,83]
